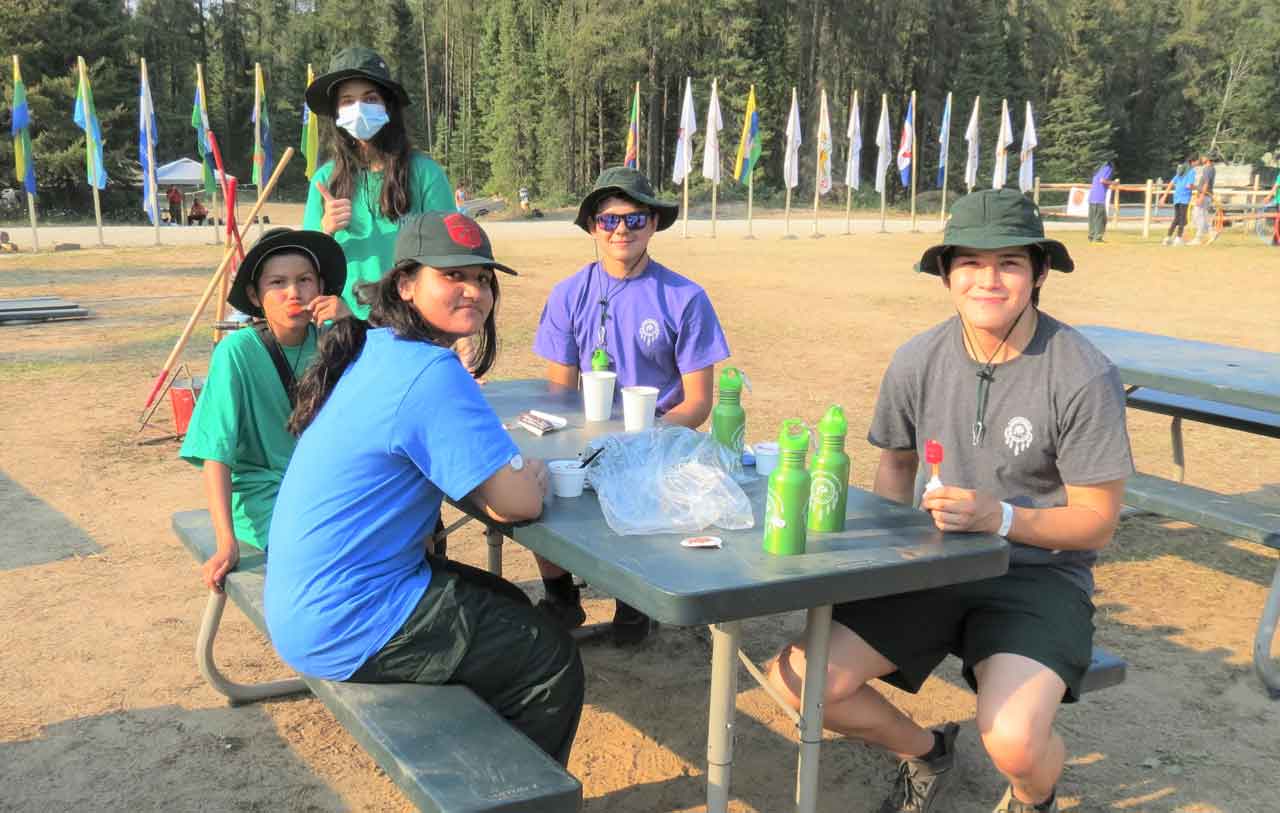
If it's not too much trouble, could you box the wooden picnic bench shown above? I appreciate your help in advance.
[172,510,582,813]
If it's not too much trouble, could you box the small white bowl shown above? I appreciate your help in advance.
[548,459,587,498]
[754,442,780,476]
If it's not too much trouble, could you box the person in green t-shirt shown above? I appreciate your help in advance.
[180,229,346,592]
[302,47,455,321]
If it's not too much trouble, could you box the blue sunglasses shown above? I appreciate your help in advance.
[593,212,651,232]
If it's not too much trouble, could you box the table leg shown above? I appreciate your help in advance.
[706,620,742,813]
[1254,562,1280,699]
[196,591,308,705]
[486,527,504,576]
[795,605,833,813]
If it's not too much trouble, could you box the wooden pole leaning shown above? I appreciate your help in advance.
[77,57,104,247]
[139,148,295,417]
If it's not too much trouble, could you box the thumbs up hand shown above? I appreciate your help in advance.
[315,181,352,235]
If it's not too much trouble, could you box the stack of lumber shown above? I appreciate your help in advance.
[0,296,89,324]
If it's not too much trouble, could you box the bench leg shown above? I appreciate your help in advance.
[795,605,833,813]
[706,620,742,813]
[485,527,504,577]
[1254,563,1280,699]
[197,591,309,705]
[1170,416,1186,482]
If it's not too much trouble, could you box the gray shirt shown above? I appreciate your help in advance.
[868,312,1134,593]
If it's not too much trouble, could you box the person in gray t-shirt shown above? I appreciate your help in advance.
[767,189,1133,813]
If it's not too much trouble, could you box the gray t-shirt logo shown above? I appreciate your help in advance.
[1004,415,1034,455]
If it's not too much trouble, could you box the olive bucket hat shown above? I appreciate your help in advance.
[228,228,347,318]
[917,188,1075,276]
[395,212,518,276]
[305,47,411,118]
[573,166,680,233]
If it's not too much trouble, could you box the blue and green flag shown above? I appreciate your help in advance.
[11,56,36,194]
[72,56,108,189]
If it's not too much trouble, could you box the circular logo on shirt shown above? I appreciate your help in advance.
[443,213,484,249]
[1004,416,1034,456]
[638,318,661,347]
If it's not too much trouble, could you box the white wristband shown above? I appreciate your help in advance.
[998,501,1015,537]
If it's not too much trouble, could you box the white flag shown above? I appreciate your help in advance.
[936,91,952,188]
[783,87,802,190]
[845,90,861,189]
[139,64,160,224]
[815,88,833,195]
[874,95,892,195]
[1018,101,1037,193]
[701,78,723,183]
[672,77,698,184]
[992,98,1013,190]
[964,96,980,190]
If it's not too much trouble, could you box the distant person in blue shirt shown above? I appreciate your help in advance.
[1160,157,1198,246]
[1087,160,1115,243]
[264,212,584,765]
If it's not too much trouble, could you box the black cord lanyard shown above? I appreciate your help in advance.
[959,305,1029,446]
[593,256,647,360]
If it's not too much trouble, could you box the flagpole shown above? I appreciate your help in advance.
[142,58,160,247]
[77,57,105,247]
[745,173,755,240]
[198,62,230,332]
[909,90,918,232]
[879,94,888,233]
[255,63,266,240]
[635,82,641,170]
[711,181,718,238]
[940,92,951,225]
[845,89,855,236]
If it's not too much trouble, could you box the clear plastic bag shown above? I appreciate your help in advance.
[585,425,755,536]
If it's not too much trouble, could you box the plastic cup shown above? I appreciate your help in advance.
[621,385,659,432]
[581,371,617,422]
[548,459,587,498]
[754,442,780,476]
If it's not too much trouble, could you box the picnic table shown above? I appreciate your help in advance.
[464,379,1010,813]
[1078,325,1280,695]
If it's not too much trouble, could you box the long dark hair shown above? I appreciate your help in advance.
[288,261,501,435]
[321,86,414,221]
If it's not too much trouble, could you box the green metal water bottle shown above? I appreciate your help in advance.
[807,405,850,533]
[763,420,811,556]
[710,367,747,456]
[590,348,612,371]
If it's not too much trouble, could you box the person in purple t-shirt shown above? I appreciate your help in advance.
[532,166,731,644]
[1086,160,1116,243]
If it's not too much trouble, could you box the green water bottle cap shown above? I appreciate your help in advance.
[718,366,744,394]
[818,405,847,438]
[590,348,612,371]
[777,419,810,452]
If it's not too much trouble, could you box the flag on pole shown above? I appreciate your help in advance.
[874,96,892,195]
[252,65,275,188]
[302,63,319,178]
[783,88,802,190]
[624,83,640,169]
[845,90,861,190]
[733,85,761,184]
[964,96,980,191]
[815,89,833,196]
[672,77,697,184]
[897,94,914,187]
[992,98,1013,189]
[72,57,107,190]
[701,78,723,183]
[1018,101,1037,193]
[139,63,159,225]
[11,57,36,195]
[191,80,218,200]
[936,92,952,188]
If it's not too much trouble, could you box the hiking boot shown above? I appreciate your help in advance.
[992,785,1058,813]
[536,587,587,630]
[611,600,655,645]
[878,722,960,813]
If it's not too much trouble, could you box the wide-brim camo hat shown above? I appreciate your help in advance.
[395,212,518,276]
[228,228,347,318]
[574,166,680,233]
[917,188,1074,276]
[305,47,411,118]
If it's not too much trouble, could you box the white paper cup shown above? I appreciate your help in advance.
[621,385,659,432]
[548,459,587,498]
[581,371,617,422]
[754,442,780,476]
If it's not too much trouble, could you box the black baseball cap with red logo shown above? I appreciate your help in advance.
[394,212,518,276]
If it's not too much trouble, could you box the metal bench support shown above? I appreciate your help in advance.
[197,591,309,705]
[1255,566,1280,699]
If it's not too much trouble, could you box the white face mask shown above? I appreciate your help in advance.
[336,101,389,142]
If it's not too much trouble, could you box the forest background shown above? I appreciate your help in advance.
[2,0,1278,219]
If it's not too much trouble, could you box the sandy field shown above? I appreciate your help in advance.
[1,218,1277,812]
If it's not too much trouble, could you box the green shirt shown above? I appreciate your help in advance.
[180,325,318,550]
[303,151,455,319]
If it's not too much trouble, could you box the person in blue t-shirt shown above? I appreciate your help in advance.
[264,212,584,765]
[1159,158,1198,246]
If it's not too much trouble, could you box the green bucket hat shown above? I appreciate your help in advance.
[228,228,347,318]
[395,212,518,276]
[305,47,411,118]
[917,188,1074,276]
[574,166,680,233]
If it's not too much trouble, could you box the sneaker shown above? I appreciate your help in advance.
[992,786,1058,812]
[878,722,960,813]
[611,600,655,645]
[536,588,587,630]
[1162,236,1172,246]
[1173,236,1184,246]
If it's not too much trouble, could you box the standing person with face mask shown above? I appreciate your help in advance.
[303,48,455,322]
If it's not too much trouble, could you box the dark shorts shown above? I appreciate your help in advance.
[832,565,1096,703]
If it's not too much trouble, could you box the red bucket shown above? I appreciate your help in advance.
[169,376,205,436]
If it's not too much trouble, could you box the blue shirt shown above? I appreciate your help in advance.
[1172,171,1195,205]
[1088,163,1113,204]
[533,259,731,415]
[264,329,519,680]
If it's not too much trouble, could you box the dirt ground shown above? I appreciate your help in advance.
[1,221,1278,813]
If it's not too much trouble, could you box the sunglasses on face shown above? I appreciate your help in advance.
[593,212,651,232]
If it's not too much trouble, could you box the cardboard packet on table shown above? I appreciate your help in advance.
[517,410,568,436]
